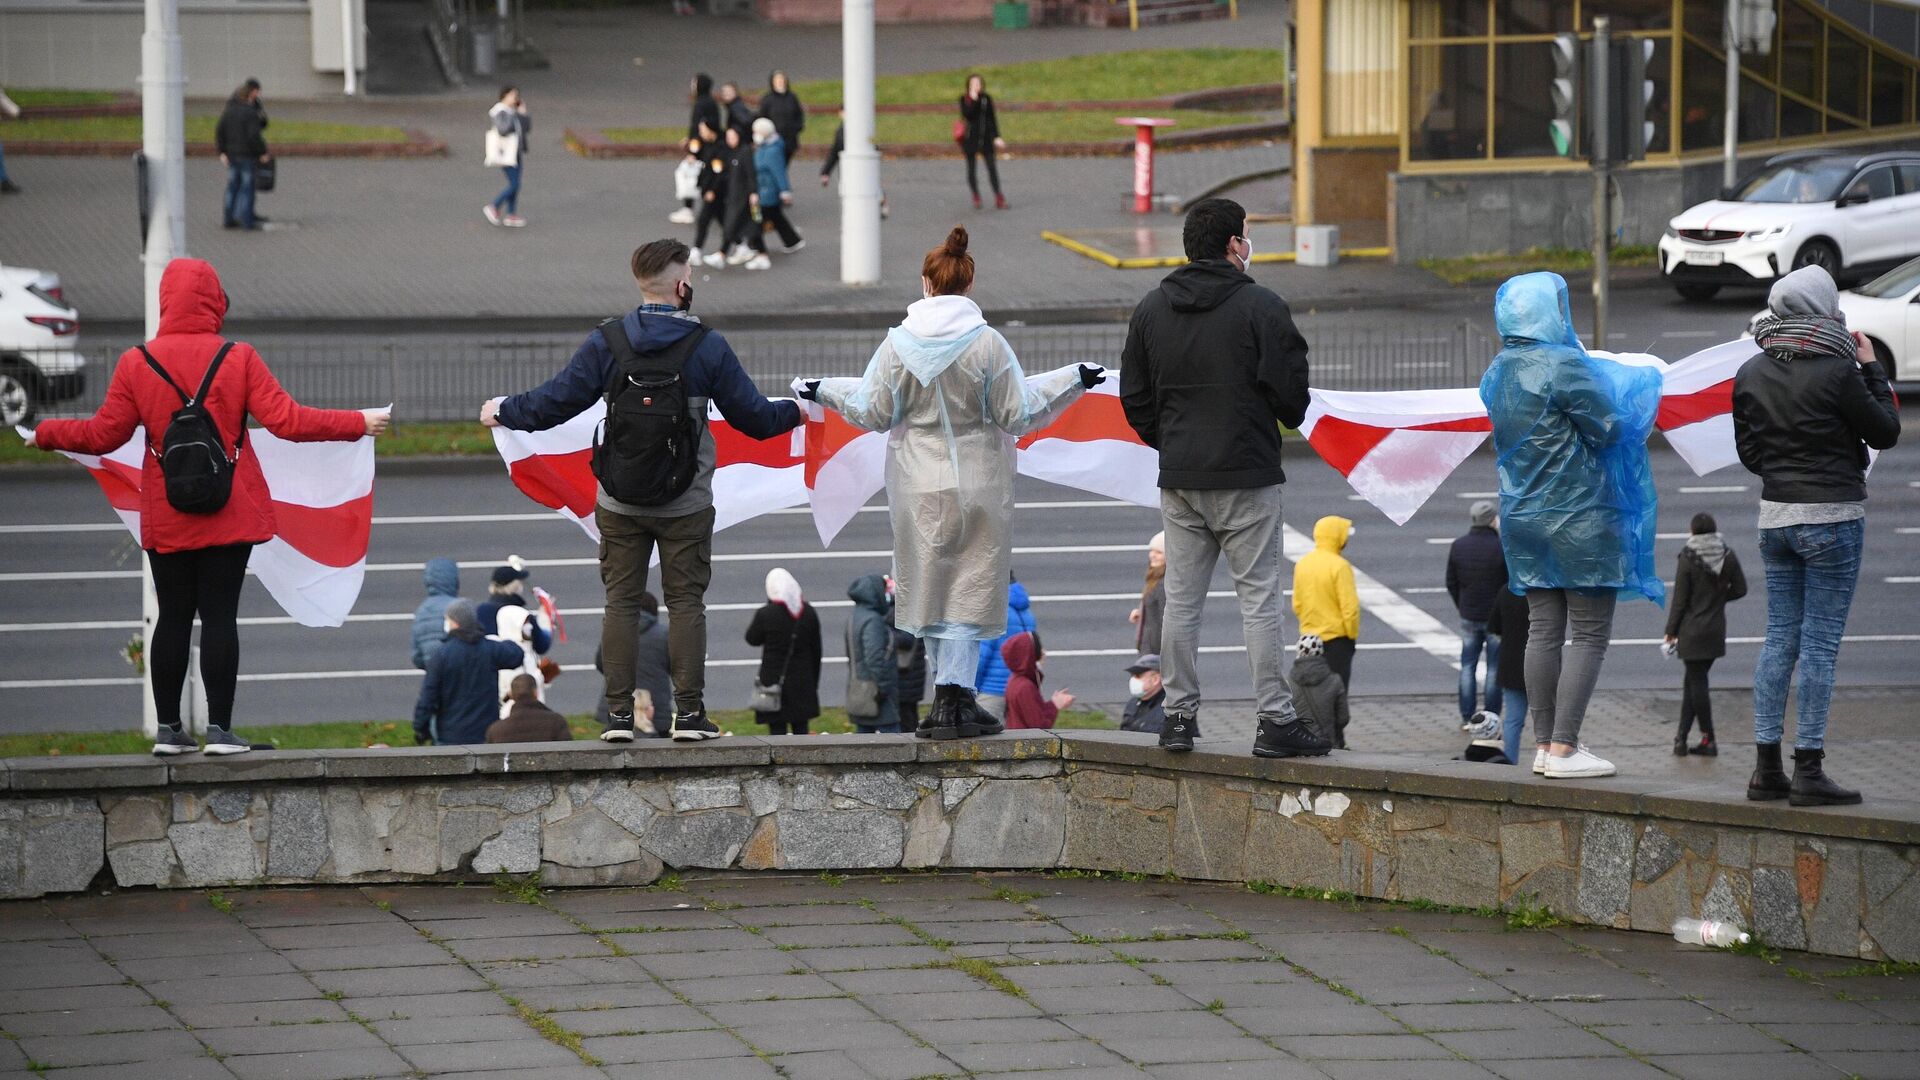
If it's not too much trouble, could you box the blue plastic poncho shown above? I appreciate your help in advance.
[1479,273,1664,604]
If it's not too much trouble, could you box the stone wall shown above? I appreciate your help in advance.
[2,733,1915,960]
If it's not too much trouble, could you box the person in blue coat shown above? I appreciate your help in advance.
[411,557,461,670]
[750,118,804,254]
[414,600,528,746]
[975,575,1037,722]
[1480,271,1661,782]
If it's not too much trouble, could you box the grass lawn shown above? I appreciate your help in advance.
[1418,244,1659,286]
[4,88,123,108]
[3,115,409,145]
[610,107,1264,147]
[0,708,1116,757]
[791,48,1287,107]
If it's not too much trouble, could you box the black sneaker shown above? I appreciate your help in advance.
[669,711,722,742]
[600,713,637,743]
[202,727,253,756]
[152,725,198,756]
[1252,718,1333,759]
[1159,712,1198,752]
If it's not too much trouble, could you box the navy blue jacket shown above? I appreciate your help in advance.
[1445,526,1509,624]
[476,594,552,655]
[496,310,800,440]
[415,632,527,746]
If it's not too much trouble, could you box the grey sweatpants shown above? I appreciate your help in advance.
[1159,485,1298,724]
[1524,588,1618,747]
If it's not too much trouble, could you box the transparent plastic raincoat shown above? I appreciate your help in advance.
[815,296,1087,639]
[1479,273,1664,604]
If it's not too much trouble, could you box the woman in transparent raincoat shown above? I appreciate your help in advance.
[800,227,1102,739]
[1480,272,1662,780]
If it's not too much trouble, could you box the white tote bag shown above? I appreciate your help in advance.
[673,157,702,201]
[484,126,519,168]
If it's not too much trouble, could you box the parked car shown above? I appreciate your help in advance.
[0,264,86,427]
[1747,256,1920,382]
[1659,150,1920,302]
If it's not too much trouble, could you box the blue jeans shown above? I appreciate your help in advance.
[223,159,256,227]
[1458,620,1503,718]
[494,165,522,214]
[1501,687,1528,765]
[0,139,11,183]
[1754,520,1864,750]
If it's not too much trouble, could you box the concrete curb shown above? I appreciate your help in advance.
[566,122,1289,160]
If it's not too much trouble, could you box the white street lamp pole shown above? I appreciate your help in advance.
[342,0,360,96]
[840,0,882,285]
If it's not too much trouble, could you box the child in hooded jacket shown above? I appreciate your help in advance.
[1287,634,1349,749]
[1002,632,1075,730]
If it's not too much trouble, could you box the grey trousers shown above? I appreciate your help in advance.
[1159,485,1297,723]
[1524,588,1618,747]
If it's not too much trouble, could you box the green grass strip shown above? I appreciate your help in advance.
[4,115,408,145]
[610,108,1264,148]
[790,48,1286,107]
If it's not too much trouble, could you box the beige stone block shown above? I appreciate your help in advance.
[1389,797,1447,832]
[1447,802,1500,843]
[105,794,169,845]
[902,795,950,869]
[1132,775,1177,811]
[1244,812,1341,892]
[739,816,780,871]
[1171,780,1250,881]
[1500,819,1566,886]
[1394,831,1499,909]
[1063,797,1170,874]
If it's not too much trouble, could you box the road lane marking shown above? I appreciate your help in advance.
[1887,577,1920,584]
[1454,492,1499,499]
[1283,524,1463,671]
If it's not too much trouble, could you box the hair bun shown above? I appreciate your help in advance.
[944,226,969,257]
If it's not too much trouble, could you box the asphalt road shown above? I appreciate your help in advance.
[5,416,1917,734]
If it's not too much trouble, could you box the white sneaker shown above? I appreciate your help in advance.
[482,204,502,226]
[745,254,772,270]
[668,207,695,225]
[702,250,726,269]
[1532,747,1548,774]
[783,237,806,253]
[726,245,754,266]
[1544,747,1616,779]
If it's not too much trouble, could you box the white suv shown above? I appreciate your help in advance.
[0,264,86,427]
[1659,151,1920,302]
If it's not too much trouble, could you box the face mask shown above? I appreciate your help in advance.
[1128,676,1147,698]
[1236,236,1253,270]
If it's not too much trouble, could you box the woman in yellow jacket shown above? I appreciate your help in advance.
[1293,516,1360,689]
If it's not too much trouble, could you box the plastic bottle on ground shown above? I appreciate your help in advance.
[1672,917,1750,948]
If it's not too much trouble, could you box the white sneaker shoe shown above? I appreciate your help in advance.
[1532,747,1548,774]
[726,245,754,266]
[745,254,772,270]
[1544,747,1616,779]
[669,207,696,225]
[702,250,726,269]
[483,204,502,226]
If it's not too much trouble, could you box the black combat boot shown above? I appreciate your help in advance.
[953,687,1003,738]
[1790,748,1862,807]
[1746,742,1791,801]
[917,685,961,741]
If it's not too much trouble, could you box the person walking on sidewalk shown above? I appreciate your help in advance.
[415,600,527,746]
[718,126,770,270]
[1294,515,1361,692]
[1734,265,1900,806]
[800,226,1095,740]
[1663,512,1747,757]
[745,568,822,736]
[1485,584,1530,766]
[484,87,530,228]
[718,81,755,137]
[1002,632,1074,730]
[25,258,388,756]
[751,118,805,255]
[845,573,901,734]
[1447,499,1507,725]
[690,137,730,268]
[1129,531,1167,655]
[958,74,1007,211]
[0,89,24,194]
[1287,634,1349,750]
[975,573,1037,722]
[1482,271,1663,781]
[1118,197,1323,760]
[215,81,270,230]
[758,70,806,166]
[674,73,722,226]
[482,239,803,743]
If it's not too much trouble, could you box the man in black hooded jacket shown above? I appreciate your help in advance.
[1119,197,1319,761]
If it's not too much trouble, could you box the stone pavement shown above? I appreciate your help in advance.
[4,872,1918,1080]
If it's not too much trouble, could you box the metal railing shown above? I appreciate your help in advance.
[11,321,1499,426]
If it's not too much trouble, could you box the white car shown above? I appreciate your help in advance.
[1659,150,1920,302]
[0,264,86,427]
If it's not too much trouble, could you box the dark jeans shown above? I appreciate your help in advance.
[763,718,811,736]
[1458,619,1502,718]
[1678,658,1715,740]
[223,159,257,227]
[1322,636,1355,693]
[964,143,1001,196]
[1500,686,1528,765]
[761,204,802,247]
[899,701,920,729]
[1754,520,1864,750]
[723,206,766,253]
[597,504,715,720]
[693,199,726,249]
[494,165,522,213]
[147,544,253,730]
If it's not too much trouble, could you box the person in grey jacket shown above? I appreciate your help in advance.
[1287,634,1349,750]
[411,557,461,670]
[847,573,899,734]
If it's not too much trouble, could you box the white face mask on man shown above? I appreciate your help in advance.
[1128,676,1148,699]
[1233,235,1253,270]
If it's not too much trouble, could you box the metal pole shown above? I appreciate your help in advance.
[1590,15,1611,351]
[1722,3,1739,190]
[342,0,359,96]
[839,0,881,286]
[139,0,186,739]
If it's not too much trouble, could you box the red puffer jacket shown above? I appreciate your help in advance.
[33,259,367,554]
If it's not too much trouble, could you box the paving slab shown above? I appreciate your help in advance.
[222,1047,415,1080]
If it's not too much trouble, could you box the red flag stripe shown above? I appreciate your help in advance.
[269,495,373,569]
[508,448,599,519]
[1655,379,1733,430]
[1014,393,1143,450]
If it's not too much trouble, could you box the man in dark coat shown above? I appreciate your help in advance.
[214,81,269,230]
[415,601,527,746]
[487,674,572,743]
[1446,499,1508,723]
[717,81,755,136]
[1119,654,1167,735]
[757,70,806,164]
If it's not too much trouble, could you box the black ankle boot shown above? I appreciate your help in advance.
[1747,743,1791,801]
[954,687,1003,738]
[1790,748,1861,806]
[917,685,960,741]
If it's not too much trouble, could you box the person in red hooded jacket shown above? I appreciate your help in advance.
[25,258,388,756]
[1001,631,1074,730]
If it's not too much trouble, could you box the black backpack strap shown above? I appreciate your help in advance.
[597,317,636,397]
[190,342,236,405]
[140,346,193,406]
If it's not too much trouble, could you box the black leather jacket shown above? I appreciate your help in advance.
[1732,351,1899,503]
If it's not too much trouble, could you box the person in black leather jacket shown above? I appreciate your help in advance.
[1732,264,1900,808]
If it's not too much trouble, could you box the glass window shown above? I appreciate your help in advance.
[1639,37,1673,155]
[1681,40,1722,151]
[1781,95,1822,136]
[1778,3,1821,102]
[1739,75,1778,143]
[1871,54,1909,128]
[1735,159,1855,203]
[1682,0,1720,40]
[1855,256,1920,299]
[1409,44,1489,160]
[1827,30,1868,120]
[1410,0,1487,38]
[1495,0,1567,33]
[1582,0,1669,30]
[1902,165,1920,196]
[1843,165,1895,202]
[1494,41,1561,156]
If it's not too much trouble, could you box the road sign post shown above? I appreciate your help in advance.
[1118,117,1175,214]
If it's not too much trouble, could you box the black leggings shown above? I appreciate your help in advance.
[1679,657,1715,740]
[147,543,252,729]
[692,199,726,250]
[965,143,1001,197]
[762,717,811,736]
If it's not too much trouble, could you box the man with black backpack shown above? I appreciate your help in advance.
[481,239,803,742]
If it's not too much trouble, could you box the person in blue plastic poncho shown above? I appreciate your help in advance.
[799,227,1101,740]
[1480,272,1663,781]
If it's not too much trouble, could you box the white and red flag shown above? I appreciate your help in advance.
[39,427,375,627]
[1297,387,1492,526]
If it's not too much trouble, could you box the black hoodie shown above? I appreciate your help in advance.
[688,74,723,146]
[758,75,806,145]
[1118,260,1310,489]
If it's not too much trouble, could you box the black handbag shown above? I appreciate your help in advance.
[749,612,796,713]
[254,158,276,193]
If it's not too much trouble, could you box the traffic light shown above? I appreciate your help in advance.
[1550,33,1581,157]
[1618,37,1656,161]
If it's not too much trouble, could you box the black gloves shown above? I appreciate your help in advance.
[1078,364,1107,389]
[415,733,433,747]
[798,380,822,401]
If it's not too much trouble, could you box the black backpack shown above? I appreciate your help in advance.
[591,317,709,507]
[142,343,244,515]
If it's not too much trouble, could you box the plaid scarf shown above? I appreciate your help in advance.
[1751,312,1854,362]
